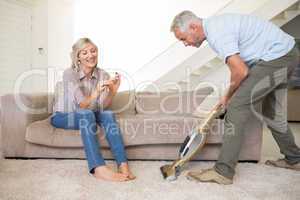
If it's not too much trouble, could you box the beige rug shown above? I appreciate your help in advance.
[0,159,299,200]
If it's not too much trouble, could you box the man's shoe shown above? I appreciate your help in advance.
[265,159,300,171]
[186,168,233,185]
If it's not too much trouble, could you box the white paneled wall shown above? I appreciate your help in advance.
[0,0,299,95]
[31,0,74,93]
[0,0,75,95]
[0,0,32,95]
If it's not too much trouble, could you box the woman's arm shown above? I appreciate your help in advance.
[63,69,106,110]
[79,83,106,109]
[101,90,114,109]
[101,73,121,109]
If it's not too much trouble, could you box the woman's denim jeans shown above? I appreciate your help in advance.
[51,109,127,173]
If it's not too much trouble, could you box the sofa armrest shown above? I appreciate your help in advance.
[0,93,54,157]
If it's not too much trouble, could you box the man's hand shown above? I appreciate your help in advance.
[217,95,230,109]
[222,54,249,105]
[214,54,248,111]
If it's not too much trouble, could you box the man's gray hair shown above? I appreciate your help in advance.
[170,10,201,32]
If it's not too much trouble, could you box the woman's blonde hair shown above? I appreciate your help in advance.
[70,37,98,71]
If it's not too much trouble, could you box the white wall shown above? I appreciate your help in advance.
[47,0,74,69]
[29,0,233,92]
[74,0,232,76]
[32,0,74,69]
[31,0,47,69]
[73,0,233,91]
[0,0,32,95]
[11,0,299,93]
[30,0,74,92]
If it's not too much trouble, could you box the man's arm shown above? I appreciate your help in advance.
[220,54,249,106]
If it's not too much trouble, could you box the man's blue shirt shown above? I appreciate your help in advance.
[202,14,295,64]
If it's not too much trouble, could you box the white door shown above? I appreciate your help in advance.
[0,0,32,95]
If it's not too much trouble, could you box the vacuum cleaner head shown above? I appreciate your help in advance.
[160,133,206,181]
[160,160,183,181]
[160,104,224,181]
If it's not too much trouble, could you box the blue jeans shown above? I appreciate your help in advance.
[51,109,127,173]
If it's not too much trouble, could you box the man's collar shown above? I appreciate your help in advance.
[201,18,207,40]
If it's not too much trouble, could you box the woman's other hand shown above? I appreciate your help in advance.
[103,73,121,95]
[91,82,107,99]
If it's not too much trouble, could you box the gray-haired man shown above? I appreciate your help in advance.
[170,11,300,184]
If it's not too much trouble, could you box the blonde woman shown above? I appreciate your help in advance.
[51,38,135,182]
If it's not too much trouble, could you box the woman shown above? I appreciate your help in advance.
[51,38,135,182]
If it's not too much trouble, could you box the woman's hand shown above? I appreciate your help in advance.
[80,83,106,109]
[103,73,121,95]
[91,83,107,99]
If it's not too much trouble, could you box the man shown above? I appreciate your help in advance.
[170,11,300,185]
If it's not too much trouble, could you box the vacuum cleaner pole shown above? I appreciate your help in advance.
[160,104,224,181]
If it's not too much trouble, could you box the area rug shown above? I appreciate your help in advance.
[0,159,299,200]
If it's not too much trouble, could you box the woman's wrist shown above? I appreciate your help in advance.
[108,90,115,97]
[91,90,100,100]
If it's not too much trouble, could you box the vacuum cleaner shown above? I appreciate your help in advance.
[160,104,224,181]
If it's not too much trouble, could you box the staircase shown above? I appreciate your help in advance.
[134,0,300,97]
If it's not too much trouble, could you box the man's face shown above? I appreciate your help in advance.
[174,25,203,48]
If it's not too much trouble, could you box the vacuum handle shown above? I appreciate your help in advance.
[198,104,224,133]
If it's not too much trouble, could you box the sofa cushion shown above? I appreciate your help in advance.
[25,117,110,148]
[135,87,213,116]
[25,114,225,148]
[288,88,300,121]
[108,90,136,115]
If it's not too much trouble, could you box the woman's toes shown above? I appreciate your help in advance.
[127,173,136,180]
[93,165,129,182]
[118,162,136,180]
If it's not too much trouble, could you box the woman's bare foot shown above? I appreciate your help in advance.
[93,165,129,182]
[119,162,136,180]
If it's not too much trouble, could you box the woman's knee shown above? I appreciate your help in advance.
[76,109,96,123]
[100,110,115,121]
[76,109,97,133]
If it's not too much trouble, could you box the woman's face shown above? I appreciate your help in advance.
[78,43,98,70]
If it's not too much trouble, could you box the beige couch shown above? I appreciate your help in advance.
[288,88,300,121]
[0,87,263,161]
